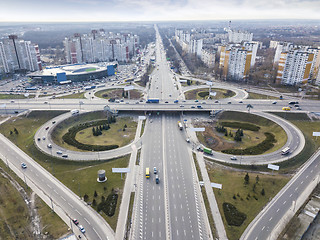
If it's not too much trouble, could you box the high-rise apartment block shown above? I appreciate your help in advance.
[0,35,42,74]
[276,50,314,85]
[219,45,252,81]
[64,30,139,64]
[201,48,215,68]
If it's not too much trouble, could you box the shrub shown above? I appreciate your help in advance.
[220,121,260,131]
[198,91,209,98]
[97,193,118,217]
[223,202,247,226]
[222,132,276,155]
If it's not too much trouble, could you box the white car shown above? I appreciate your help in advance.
[79,225,85,233]
[230,156,237,160]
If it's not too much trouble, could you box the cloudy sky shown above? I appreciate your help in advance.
[1,0,320,22]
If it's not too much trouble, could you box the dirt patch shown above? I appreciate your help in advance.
[201,124,235,151]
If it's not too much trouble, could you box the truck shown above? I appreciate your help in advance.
[178,121,183,130]
[71,109,79,115]
[146,98,160,103]
[203,147,213,155]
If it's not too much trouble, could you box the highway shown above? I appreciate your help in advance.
[0,133,114,240]
[132,25,210,239]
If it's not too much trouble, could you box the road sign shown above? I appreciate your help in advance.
[139,116,146,120]
[24,93,30,97]
[211,182,222,189]
[209,92,217,96]
[124,86,134,91]
[267,164,279,171]
[112,168,130,173]
[179,80,187,83]
[112,168,130,179]
[190,128,205,132]
[313,132,320,137]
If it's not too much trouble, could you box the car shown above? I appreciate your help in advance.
[56,151,62,155]
[135,102,139,104]
[45,127,49,130]
[62,154,68,158]
[197,105,203,109]
[230,156,237,160]
[126,102,129,104]
[227,101,231,104]
[52,121,56,124]
[174,100,179,103]
[186,138,190,143]
[44,101,48,104]
[79,225,85,233]
[294,104,299,107]
[239,101,243,103]
[37,138,41,141]
[202,102,206,104]
[196,145,203,152]
[153,167,157,174]
[195,100,199,102]
[180,105,184,107]
[47,144,52,148]
[215,100,219,103]
[165,101,169,103]
[296,107,302,110]
[42,136,46,140]
[272,101,277,104]
[182,100,186,102]
[191,106,195,108]
[21,162,27,169]
[155,175,159,184]
[11,100,15,103]
[72,219,79,225]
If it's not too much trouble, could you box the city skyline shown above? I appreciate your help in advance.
[1,0,320,22]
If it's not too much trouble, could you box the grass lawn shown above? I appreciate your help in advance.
[52,111,137,151]
[206,162,290,240]
[95,88,142,100]
[0,94,35,99]
[0,168,33,239]
[185,88,235,100]
[57,92,86,99]
[35,197,70,239]
[247,92,278,100]
[0,110,130,231]
[75,117,137,147]
[196,111,287,154]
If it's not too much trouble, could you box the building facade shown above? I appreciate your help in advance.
[64,30,139,64]
[0,36,41,74]
[201,48,215,68]
[276,50,314,85]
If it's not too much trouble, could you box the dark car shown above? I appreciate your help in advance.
[45,127,49,130]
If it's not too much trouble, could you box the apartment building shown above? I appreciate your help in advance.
[64,30,139,64]
[201,48,215,68]
[276,50,314,85]
[219,46,252,81]
[0,36,42,74]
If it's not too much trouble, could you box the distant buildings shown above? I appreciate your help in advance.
[201,48,215,68]
[64,30,139,64]
[225,28,253,44]
[0,35,42,74]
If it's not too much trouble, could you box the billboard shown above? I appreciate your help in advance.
[107,65,115,76]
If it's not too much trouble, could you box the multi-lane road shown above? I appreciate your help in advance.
[1,23,320,240]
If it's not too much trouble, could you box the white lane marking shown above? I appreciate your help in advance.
[269,217,272,221]
[47,184,52,189]
[262,226,265,231]
[84,217,90,225]
[93,227,102,240]
[75,209,82,216]
[276,208,279,213]
[283,201,286,205]
[289,194,292,198]
[68,202,73,208]
[54,189,58,194]
[61,196,66,201]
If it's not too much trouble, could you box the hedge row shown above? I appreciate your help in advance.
[220,121,260,131]
[223,202,247,226]
[198,91,209,98]
[62,119,118,151]
[222,132,276,155]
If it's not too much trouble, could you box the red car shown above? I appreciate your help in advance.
[72,219,79,225]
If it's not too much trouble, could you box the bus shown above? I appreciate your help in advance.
[178,121,183,130]
[281,147,290,155]
[146,168,150,179]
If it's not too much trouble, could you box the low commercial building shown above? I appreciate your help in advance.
[28,62,117,84]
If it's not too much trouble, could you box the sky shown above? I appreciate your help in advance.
[1,0,320,22]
